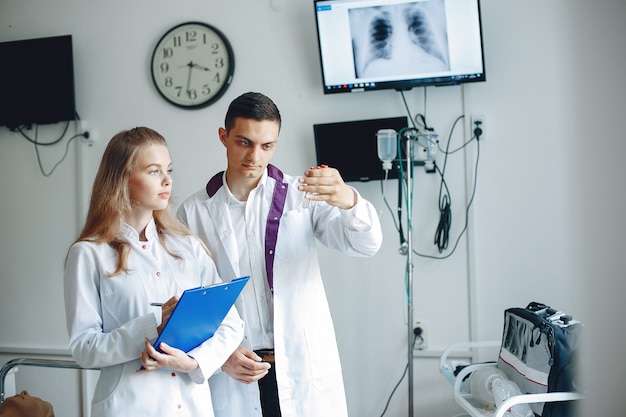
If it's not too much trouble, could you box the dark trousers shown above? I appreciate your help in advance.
[255,350,282,417]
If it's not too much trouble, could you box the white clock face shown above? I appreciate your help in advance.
[151,22,234,109]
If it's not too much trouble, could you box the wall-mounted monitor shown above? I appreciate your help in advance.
[313,0,486,94]
[0,35,77,129]
[313,116,408,182]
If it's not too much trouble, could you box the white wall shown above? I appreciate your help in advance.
[1,1,624,416]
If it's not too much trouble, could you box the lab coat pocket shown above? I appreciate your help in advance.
[303,325,343,390]
[90,364,126,415]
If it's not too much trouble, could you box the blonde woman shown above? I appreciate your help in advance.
[64,127,243,417]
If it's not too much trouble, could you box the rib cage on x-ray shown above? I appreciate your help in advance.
[350,0,450,78]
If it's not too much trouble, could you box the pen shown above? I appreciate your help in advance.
[150,303,163,307]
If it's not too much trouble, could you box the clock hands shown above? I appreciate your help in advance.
[179,61,210,100]
[180,61,210,71]
[169,60,214,102]
[190,62,210,72]
[185,62,193,98]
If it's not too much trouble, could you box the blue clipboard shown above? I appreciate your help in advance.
[152,276,249,354]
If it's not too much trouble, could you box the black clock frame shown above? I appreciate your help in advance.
[150,21,235,109]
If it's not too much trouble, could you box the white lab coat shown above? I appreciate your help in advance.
[63,220,244,417]
[177,166,382,417]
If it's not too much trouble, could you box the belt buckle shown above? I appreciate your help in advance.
[256,349,275,363]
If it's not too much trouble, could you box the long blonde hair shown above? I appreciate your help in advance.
[70,127,203,275]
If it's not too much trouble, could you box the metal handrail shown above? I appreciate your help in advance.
[439,341,584,417]
[0,358,87,402]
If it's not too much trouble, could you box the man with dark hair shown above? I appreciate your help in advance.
[178,92,382,417]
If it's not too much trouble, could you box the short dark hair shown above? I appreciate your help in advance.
[224,92,281,131]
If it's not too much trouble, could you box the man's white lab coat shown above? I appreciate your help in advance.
[178,165,382,417]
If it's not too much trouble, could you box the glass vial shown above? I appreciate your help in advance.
[376,129,397,170]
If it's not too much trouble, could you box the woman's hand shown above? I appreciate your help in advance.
[136,337,199,374]
[156,295,179,335]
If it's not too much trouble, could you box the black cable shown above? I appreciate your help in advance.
[400,89,431,131]
[434,191,451,252]
[414,113,432,132]
[386,95,483,258]
[380,117,481,259]
[16,112,87,177]
[396,127,419,253]
[378,333,418,417]
[431,116,463,252]
[17,121,71,146]
[395,90,436,253]
[394,92,444,254]
[400,91,417,130]
[438,135,474,155]
[432,123,455,252]
[34,131,86,177]
[414,134,481,260]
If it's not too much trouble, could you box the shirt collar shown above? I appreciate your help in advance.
[120,218,157,241]
[206,166,271,198]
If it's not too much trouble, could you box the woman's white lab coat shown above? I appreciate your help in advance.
[63,220,244,417]
[178,166,383,417]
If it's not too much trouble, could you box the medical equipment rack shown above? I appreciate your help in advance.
[439,341,584,417]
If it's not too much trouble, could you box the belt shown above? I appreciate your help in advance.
[254,349,275,363]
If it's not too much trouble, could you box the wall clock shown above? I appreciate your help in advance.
[151,22,235,109]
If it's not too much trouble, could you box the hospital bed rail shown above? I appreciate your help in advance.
[0,357,88,403]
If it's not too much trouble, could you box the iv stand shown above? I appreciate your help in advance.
[386,128,418,416]
[405,135,415,417]
[397,128,436,416]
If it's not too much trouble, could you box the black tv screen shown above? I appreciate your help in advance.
[0,35,76,129]
[313,0,486,94]
[313,116,408,182]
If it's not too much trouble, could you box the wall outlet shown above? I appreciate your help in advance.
[81,128,98,145]
[413,319,430,350]
[77,121,97,145]
[471,114,485,141]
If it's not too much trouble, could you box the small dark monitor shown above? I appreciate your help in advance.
[0,35,76,129]
[313,116,408,182]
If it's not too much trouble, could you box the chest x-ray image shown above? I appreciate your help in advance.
[350,0,450,79]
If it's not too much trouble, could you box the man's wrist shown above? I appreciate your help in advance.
[339,188,358,210]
